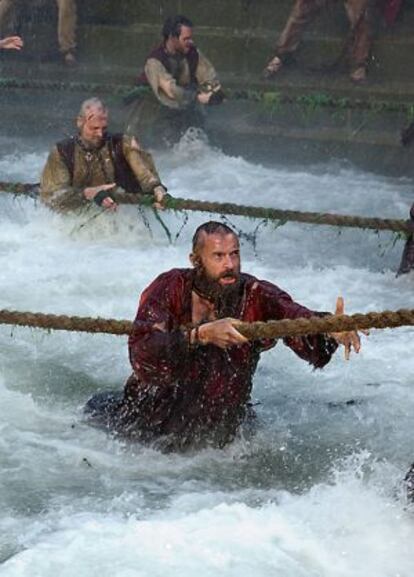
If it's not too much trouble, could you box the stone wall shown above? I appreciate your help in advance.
[1,0,414,175]
[4,0,414,82]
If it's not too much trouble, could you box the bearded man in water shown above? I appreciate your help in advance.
[85,221,362,451]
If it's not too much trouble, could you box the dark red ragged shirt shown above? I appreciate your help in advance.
[124,269,337,447]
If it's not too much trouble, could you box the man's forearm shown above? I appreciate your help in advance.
[40,186,86,212]
[124,147,163,194]
[172,84,198,107]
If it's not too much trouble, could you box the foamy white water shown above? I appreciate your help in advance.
[0,132,413,576]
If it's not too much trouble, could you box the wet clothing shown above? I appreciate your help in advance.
[397,203,414,276]
[401,121,414,147]
[275,0,373,70]
[0,0,76,54]
[127,43,221,145]
[139,43,219,110]
[56,0,76,54]
[383,0,403,25]
[126,95,206,147]
[405,462,414,502]
[86,268,338,451]
[41,133,162,212]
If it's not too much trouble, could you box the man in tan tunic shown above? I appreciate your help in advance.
[0,0,76,64]
[140,14,223,110]
[128,15,224,144]
[41,98,167,212]
[264,0,373,83]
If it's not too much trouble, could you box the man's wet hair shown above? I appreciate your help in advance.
[78,97,107,119]
[162,15,193,41]
[192,221,237,253]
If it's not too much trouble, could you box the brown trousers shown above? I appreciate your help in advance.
[276,0,372,68]
[0,0,76,53]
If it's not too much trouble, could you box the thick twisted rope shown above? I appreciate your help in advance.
[0,309,132,336]
[0,77,412,115]
[156,196,410,234]
[0,77,135,96]
[0,181,410,234]
[0,308,413,339]
[0,181,40,197]
[238,309,414,339]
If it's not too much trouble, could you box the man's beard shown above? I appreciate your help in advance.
[192,267,244,318]
[77,134,106,151]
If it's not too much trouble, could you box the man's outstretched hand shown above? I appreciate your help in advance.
[329,297,368,360]
[0,36,23,50]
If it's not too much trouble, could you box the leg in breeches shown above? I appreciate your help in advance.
[344,0,372,82]
[264,0,330,77]
[397,203,414,276]
[404,463,414,503]
[397,235,414,276]
[277,0,329,56]
[83,390,125,429]
[56,0,76,62]
[0,0,18,36]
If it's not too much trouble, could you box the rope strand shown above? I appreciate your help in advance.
[0,181,410,234]
[1,308,413,339]
[0,77,411,115]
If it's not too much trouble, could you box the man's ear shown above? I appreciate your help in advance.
[189,252,201,268]
[76,116,83,130]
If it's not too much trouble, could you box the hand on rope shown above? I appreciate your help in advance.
[195,318,248,349]
[0,181,411,234]
[153,185,167,210]
[328,297,369,360]
[0,307,413,337]
[84,183,117,211]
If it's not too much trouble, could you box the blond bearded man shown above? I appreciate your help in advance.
[41,98,167,212]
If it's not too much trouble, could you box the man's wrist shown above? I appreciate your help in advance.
[189,327,197,346]
[153,184,167,194]
[197,324,208,345]
[188,325,207,346]
[93,189,114,206]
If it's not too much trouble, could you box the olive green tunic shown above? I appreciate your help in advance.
[41,135,161,212]
[145,50,219,109]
